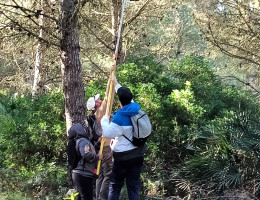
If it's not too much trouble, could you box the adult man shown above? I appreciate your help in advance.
[101,76,146,200]
[86,91,112,200]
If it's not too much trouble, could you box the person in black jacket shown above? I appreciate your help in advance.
[86,80,113,200]
[68,123,103,200]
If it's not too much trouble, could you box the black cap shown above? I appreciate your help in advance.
[117,87,133,106]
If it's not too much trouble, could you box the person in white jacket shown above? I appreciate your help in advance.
[101,76,146,200]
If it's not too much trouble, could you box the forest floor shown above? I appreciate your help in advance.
[0,189,258,200]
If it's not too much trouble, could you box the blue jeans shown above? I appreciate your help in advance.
[108,156,144,200]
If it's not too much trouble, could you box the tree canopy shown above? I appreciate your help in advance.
[0,0,260,199]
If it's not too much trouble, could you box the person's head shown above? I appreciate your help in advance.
[68,123,91,140]
[87,94,102,111]
[117,87,133,107]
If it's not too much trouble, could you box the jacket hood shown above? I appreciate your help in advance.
[68,123,88,139]
[111,102,141,126]
[116,102,140,117]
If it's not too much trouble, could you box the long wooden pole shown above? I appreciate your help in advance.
[96,0,127,175]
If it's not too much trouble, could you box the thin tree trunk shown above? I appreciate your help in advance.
[32,0,45,96]
[59,0,87,132]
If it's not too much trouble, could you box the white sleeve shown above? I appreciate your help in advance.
[115,83,122,93]
[101,116,123,139]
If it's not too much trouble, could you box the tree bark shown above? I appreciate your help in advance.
[32,0,46,97]
[59,0,87,132]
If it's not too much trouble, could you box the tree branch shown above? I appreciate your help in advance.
[124,0,151,28]
[1,12,60,47]
[0,1,58,23]
[87,56,109,78]
[221,75,260,94]
[45,76,62,84]
[84,19,114,52]
[206,23,260,66]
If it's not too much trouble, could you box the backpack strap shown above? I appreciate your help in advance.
[122,134,132,143]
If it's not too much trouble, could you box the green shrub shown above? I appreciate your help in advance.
[1,56,260,199]
[0,89,67,198]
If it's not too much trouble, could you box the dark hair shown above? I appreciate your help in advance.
[117,87,133,106]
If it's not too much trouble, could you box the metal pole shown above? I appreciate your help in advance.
[96,0,128,176]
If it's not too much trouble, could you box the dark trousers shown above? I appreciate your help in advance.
[108,156,144,200]
[96,147,112,200]
[72,172,94,200]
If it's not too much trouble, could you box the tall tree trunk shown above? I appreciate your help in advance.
[59,0,87,132]
[32,0,46,96]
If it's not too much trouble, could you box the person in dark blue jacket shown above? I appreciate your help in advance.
[101,76,146,200]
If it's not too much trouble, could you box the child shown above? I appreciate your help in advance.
[68,123,103,200]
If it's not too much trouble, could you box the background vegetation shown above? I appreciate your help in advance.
[0,0,260,199]
[1,56,260,199]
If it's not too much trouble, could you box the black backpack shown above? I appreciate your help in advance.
[67,138,82,171]
[67,137,82,188]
